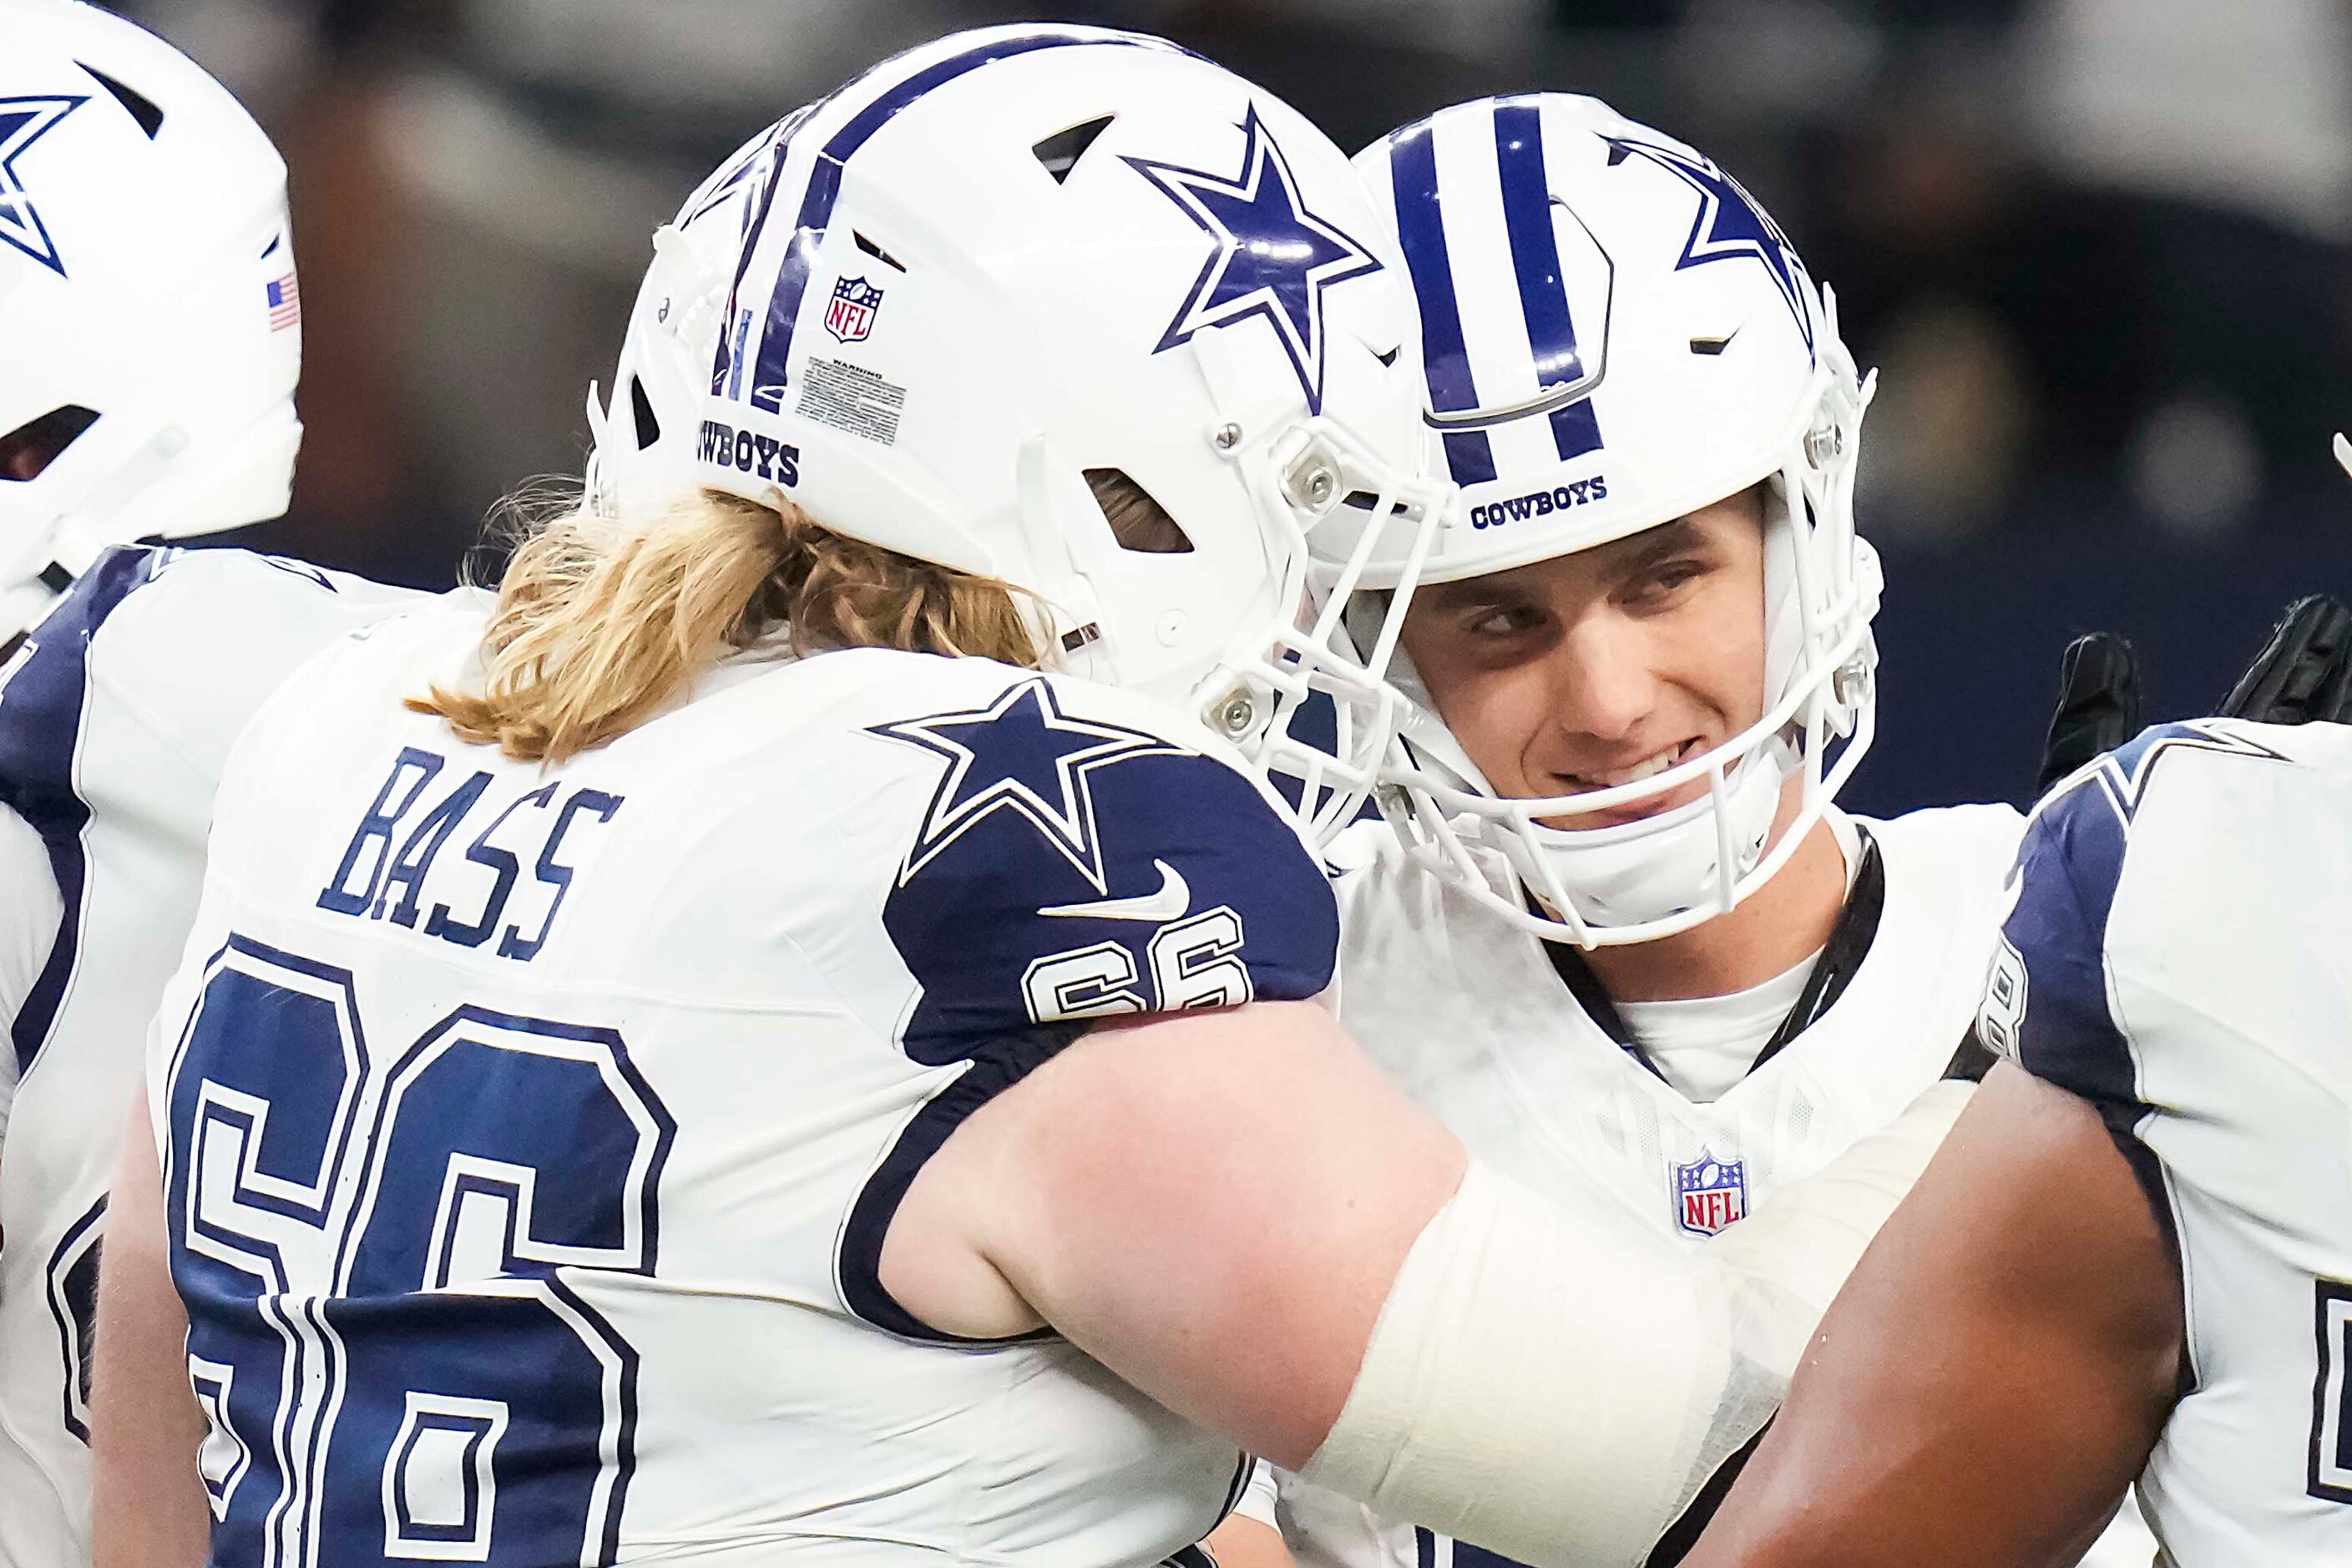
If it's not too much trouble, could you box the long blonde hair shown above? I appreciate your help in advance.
[414,488,1042,764]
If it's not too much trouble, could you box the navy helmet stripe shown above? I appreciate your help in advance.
[1492,102,1602,463]
[712,113,820,395]
[1441,431,1497,486]
[745,29,1165,407]
[0,546,157,1076]
[1387,125,1494,485]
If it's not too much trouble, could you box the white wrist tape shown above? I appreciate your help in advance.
[1298,1160,1762,1568]
[1709,1078,1975,1381]
[1300,1081,1975,1568]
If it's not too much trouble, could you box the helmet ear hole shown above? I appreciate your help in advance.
[1085,468,1192,554]
[79,63,164,137]
[0,406,101,482]
[1033,115,1115,185]
[628,377,660,451]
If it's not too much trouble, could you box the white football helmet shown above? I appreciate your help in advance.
[1323,94,1880,944]
[584,24,1444,842]
[0,0,301,641]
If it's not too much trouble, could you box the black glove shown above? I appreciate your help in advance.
[2035,631,2142,797]
[2218,594,2352,724]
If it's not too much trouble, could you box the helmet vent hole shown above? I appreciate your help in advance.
[852,231,906,272]
[1375,346,1399,367]
[1085,468,1192,554]
[1689,336,1732,357]
[1034,116,1115,185]
[0,405,100,482]
[78,64,164,138]
[627,377,660,451]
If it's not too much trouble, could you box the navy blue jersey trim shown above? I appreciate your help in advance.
[0,545,159,1077]
[46,1192,105,1444]
[1388,123,1496,487]
[2005,776,2139,1115]
[837,1021,1083,1345]
[1490,100,1602,463]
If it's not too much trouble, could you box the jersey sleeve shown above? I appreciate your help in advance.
[839,671,1341,1345]
[0,546,166,1086]
[1975,753,2141,1116]
[869,672,1339,1067]
[0,803,59,1148]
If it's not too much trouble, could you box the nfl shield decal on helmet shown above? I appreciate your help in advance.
[825,276,884,343]
[1673,1151,1748,1236]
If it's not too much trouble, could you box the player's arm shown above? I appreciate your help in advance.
[90,1082,210,1568]
[1686,753,2194,1568]
[1198,1513,1297,1568]
[1196,1460,1292,1568]
[886,999,1970,1568]
[1679,1060,2181,1568]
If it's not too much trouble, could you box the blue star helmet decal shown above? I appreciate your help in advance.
[871,676,1193,893]
[0,95,88,277]
[1602,134,1815,362]
[1125,105,1382,414]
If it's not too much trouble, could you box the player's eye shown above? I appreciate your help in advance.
[1621,557,1710,608]
[1464,602,1545,639]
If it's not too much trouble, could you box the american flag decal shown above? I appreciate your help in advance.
[266,271,299,332]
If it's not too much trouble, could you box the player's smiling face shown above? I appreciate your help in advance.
[1399,486,1768,828]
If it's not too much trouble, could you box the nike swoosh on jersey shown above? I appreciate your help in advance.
[1039,859,1191,923]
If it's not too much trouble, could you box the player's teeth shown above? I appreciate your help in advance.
[1592,748,1677,788]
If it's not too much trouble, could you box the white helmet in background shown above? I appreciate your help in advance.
[584,24,1445,842]
[1325,93,1879,944]
[0,0,301,641]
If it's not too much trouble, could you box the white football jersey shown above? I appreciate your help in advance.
[1275,802,2026,1568]
[0,546,441,1568]
[1984,719,2352,1565]
[148,605,1335,1565]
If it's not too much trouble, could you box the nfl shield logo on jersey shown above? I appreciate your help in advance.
[825,276,883,342]
[1674,1152,1748,1236]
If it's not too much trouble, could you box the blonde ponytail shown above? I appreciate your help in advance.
[415,488,1041,764]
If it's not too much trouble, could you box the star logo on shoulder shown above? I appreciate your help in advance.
[0,95,88,277]
[1603,134,1815,362]
[871,676,1192,893]
[1125,105,1382,414]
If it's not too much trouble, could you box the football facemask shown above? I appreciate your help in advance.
[1328,94,1881,943]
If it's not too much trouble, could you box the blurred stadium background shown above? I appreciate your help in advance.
[109,0,2352,812]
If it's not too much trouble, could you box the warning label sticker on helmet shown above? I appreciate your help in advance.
[796,358,907,447]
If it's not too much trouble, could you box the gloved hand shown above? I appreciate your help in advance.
[2218,594,2352,724]
[2034,632,2142,797]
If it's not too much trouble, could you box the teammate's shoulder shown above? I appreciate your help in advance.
[2020,719,2311,874]
[852,654,1339,1062]
[1975,722,2274,1104]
